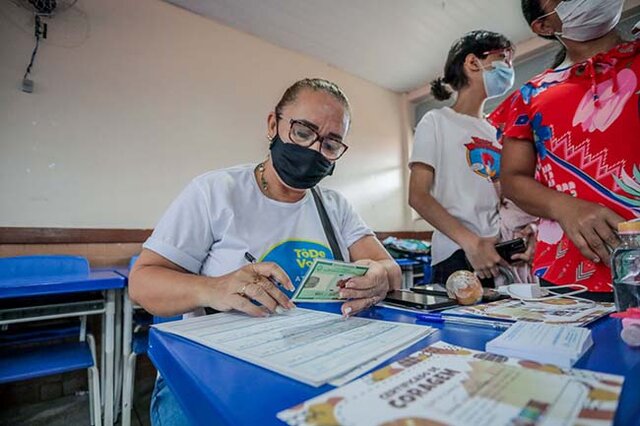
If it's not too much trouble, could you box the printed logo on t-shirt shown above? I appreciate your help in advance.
[464,136,502,182]
[261,240,333,296]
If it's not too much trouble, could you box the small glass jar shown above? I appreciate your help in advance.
[611,220,640,312]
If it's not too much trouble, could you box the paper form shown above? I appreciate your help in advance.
[486,322,593,368]
[491,322,590,353]
[328,331,432,387]
[153,308,435,387]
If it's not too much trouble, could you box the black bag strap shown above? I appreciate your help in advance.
[311,187,344,261]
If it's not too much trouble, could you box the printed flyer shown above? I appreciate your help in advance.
[278,342,623,426]
[445,299,614,326]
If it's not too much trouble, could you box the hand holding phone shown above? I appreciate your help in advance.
[494,238,526,264]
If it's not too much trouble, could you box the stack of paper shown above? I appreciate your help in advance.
[486,321,593,368]
[153,308,435,387]
[444,298,614,326]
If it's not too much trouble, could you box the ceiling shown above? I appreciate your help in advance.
[165,0,640,93]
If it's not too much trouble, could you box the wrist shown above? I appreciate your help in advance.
[548,192,579,222]
[194,275,220,308]
[459,233,479,251]
[548,200,566,222]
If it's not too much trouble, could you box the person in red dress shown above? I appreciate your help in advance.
[489,0,640,299]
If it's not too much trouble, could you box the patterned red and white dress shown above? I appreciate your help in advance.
[489,40,640,292]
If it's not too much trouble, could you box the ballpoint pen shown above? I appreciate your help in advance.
[244,251,296,313]
[416,313,512,331]
[244,252,288,289]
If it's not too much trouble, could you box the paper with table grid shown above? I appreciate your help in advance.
[153,308,435,387]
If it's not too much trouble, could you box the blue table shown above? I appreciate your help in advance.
[0,271,125,298]
[148,303,640,426]
[112,265,145,426]
[0,270,125,426]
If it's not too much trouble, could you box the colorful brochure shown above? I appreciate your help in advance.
[278,341,624,426]
[444,298,614,327]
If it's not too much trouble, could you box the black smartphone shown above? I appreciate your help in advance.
[482,288,509,302]
[410,283,449,297]
[495,238,526,263]
[384,290,457,311]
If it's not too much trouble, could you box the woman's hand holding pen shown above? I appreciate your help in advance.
[337,259,389,317]
[199,262,295,317]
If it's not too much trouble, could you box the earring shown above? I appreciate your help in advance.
[267,134,274,141]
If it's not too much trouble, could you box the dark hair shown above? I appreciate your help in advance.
[430,30,513,101]
[275,78,351,119]
[521,0,567,68]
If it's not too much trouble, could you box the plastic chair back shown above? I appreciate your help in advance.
[128,255,139,271]
[0,255,89,281]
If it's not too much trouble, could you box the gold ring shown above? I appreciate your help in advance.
[238,284,249,297]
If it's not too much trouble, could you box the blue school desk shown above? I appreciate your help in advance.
[394,258,420,289]
[148,303,640,426]
[0,270,126,426]
[113,262,156,426]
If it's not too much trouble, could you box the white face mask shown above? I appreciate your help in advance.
[553,0,624,42]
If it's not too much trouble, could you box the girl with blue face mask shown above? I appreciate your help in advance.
[409,31,534,287]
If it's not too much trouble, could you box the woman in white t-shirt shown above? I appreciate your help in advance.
[131,78,402,425]
[409,30,521,286]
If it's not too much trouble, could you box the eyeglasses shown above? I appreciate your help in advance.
[482,48,515,66]
[532,0,562,31]
[278,117,349,160]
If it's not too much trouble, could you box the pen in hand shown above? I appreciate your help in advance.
[244,251,295,313]
[244,252,293,291]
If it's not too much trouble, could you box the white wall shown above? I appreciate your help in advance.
[0,0,417,231]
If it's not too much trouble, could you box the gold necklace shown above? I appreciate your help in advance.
[256,162,268,193]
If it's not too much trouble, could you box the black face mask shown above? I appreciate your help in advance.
[269,134,335,189]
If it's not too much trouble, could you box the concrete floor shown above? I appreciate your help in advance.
[0,362,155,426]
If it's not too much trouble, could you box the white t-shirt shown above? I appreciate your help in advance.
[143,164,373,315]
[410,107,500,266]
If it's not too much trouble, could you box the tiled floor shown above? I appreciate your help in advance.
[0,360,156,426]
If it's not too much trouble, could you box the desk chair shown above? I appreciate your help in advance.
[0,255,102,426]
[121,256,180,426]
[413,255,433,285]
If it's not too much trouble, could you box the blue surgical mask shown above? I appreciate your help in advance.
[481,61,515,99]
